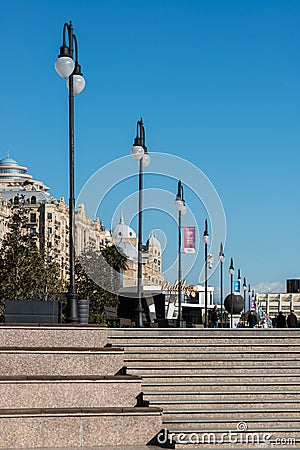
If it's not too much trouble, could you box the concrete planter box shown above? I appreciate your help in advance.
[5,300,61,324]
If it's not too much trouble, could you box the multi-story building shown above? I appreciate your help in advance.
[111,214,164,287]
[0,157,165,290]
[0,157,110,279]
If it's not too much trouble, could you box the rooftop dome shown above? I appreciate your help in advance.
[0,157,19,166]
[112,214,136,240]
[115,240,138,262]
[0,155,49,191]
[147,232,161,248]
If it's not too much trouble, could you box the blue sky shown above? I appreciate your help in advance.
[1,0,300,297]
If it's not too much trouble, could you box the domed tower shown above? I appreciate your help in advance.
[111,213,137,244]
[145,232,163,285]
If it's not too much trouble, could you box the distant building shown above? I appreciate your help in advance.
[256,292,300,321]
[287,279,300,294]
[111,214,164,288]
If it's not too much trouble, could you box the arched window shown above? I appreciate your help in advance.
[13,196,19,205]
[31,196,37,204]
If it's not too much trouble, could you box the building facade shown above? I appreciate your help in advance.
[0,157,165,289]
[111,214,164,288]
[256,292,300,322]
[0,157,110,280]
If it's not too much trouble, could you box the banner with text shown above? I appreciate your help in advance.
[184,226,196,253]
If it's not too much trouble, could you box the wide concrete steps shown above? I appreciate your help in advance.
[0,325,163,448]
[108,328,300,449]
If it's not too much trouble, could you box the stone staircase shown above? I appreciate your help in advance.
[108,328,300,448]
[0,324,163,448]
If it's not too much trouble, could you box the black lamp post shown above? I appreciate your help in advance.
[228,258,234,328]
[218,242,225,327]
[174,180,187,328]
[248,283,251,311]
[202,220,210,328]
[237,269,241,289]
[243,277,247,326]
[55,21,86,323]
[130,119,151,327]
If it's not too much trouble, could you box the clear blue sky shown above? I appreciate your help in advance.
[1,0,300,297]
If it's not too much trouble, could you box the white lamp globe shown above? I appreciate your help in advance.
[141,153,151,168]
[130,145,144,161]
[66,75,86,95]
[219,255,225,263]
[174,199,185,213]
[202,234,210,245]
[55,57,75,78]
[181,204,187,216]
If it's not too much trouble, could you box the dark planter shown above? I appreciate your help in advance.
[78,299,90,324]
[5,300,62,324]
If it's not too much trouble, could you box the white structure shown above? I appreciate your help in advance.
[163,283,214,325]
[256,293,300,321]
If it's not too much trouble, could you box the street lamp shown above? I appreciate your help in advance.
[218,242,225,327]
[202,220,210,328]
[237,269,241,287]
[248,284,251,311]
[228,258,234,328]
[130,118,151,327]
[174,180,187,327]
[55,21,86,323]
[243,277,247,326]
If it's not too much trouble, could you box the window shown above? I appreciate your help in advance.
[47,242,52,248]
[47,213,52,220]
[31,196,37,204]
[30,227,37,236]
[47,227,52,234]
[13,196,19,205]
[30,213,37,223]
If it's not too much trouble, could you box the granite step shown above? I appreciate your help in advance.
[110,343,300,353]
[124,356,300,366]
[0,347,125,377]
[150,399,300,410]
[161,407,300,421]
[0,407,163,448]
[164,417,300,430]
[0,324,108,348]
[0,375,143,409]
[143,380,300,392]
[126,365,300,374]
[127,368,300,385]
[143,390,300,402]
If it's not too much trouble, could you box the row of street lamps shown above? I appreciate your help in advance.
[55,21,253,327]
